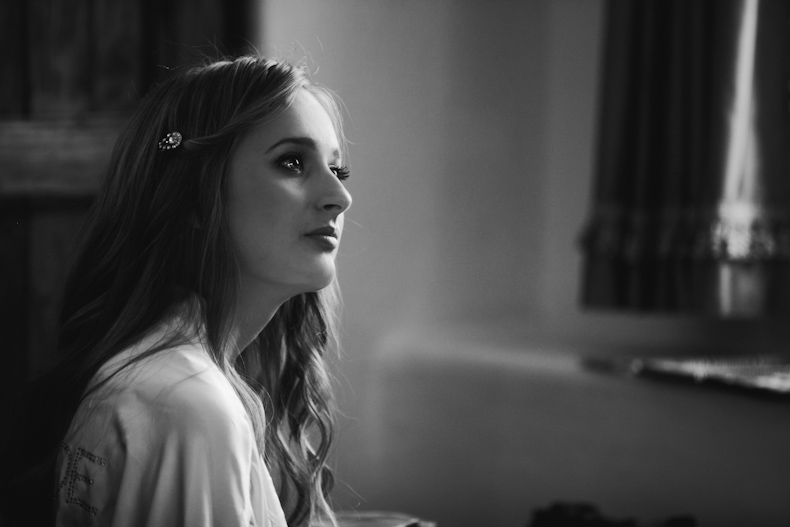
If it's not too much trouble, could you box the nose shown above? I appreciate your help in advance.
[318,170,353,214]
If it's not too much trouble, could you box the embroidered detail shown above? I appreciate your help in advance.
[56,442,107,516]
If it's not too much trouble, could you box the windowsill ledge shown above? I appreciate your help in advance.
[366,322,790,527]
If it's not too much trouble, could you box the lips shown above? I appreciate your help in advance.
[305,226,337,238]
[305,225,339,251]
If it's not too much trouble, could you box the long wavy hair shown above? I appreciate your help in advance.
[2,56,344,527]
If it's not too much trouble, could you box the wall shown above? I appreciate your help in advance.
[260,1,790,525]
[261,0,554,507]
[368,328,790,527]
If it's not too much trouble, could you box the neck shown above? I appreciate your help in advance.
[231,285,290,360]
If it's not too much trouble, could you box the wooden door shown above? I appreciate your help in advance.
[0,0,254,422]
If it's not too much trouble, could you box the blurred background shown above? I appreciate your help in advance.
[2,1,790,526]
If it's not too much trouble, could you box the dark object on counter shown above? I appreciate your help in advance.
[663,516,697,527]
[527,503,637,527]
[526,502,697,527]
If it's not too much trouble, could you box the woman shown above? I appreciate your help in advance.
[2,55,352,527]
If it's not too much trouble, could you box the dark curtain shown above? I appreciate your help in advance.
[581,0,790,317]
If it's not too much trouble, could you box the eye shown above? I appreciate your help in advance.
[277,154,303,173]
[331,165,350,181]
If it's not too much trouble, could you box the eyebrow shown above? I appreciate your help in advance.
[265,136,340,159]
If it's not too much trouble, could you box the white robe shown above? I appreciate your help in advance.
[55,326,288,527]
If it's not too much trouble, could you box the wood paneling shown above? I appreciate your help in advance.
[0,204,29,408]
[0,0,31,117]
[0,118,122,195]
[0,0,255,407]
[93,0,144,112]
[3,0,254,120]
[28,203,91,375]
[27,0,94,117]
[0,197,90,405]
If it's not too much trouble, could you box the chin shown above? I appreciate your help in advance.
[310,275,336,293]
[299,266,337,293]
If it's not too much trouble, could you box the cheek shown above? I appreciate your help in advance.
[229,177,289,232]
[230,195,312,273]
[228,194,275,257]
[231,206,286,258]
[226,174,311,265]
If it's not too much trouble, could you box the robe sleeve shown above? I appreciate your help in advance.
[56,350,268,527]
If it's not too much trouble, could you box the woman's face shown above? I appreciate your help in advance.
[227,89,352,302]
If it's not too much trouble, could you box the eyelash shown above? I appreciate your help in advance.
[277,154,350,181]
[332,165,351,181]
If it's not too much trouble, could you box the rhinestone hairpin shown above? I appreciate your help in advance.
[158,131,183,151]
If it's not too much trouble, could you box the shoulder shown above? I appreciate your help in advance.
[57,344,254,503]
[109,343,253,439]
[66,338,254,459]
[56,341,273,526]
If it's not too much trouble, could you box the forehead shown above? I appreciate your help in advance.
[247,89,340,154]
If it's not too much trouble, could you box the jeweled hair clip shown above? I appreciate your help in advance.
[158,131,183,151]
